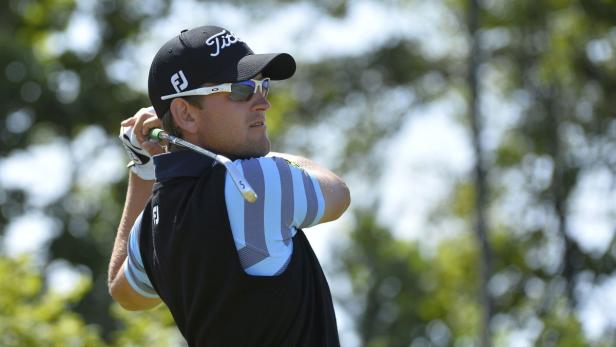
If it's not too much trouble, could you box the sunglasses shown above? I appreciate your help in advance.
[160,78,270,102]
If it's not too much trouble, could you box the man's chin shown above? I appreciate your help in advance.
[246,148,270,159]
[250,140,271,157]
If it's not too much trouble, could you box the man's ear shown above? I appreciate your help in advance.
[169,98,199,135]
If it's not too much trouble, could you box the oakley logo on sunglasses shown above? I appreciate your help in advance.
[205,30,241,57]
[171,70,188,93]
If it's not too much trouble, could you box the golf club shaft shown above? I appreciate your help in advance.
[148,128,257,203]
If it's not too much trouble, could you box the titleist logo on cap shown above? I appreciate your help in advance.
[206,30,241,57]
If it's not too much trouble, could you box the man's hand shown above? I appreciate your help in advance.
[121,107,165,156]
[119,107,164,180]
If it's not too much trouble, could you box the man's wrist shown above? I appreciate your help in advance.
[128,160,156,180]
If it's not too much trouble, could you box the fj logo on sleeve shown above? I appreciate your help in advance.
[153,205,159,225]
[171,70,188,93]
[205,30,241,57]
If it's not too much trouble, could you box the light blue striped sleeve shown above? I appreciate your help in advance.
[305,173,325,227]
[271,156,324,229]
[225,160,246,247]
[123,212,159,298]
[294,164,325,228]
[225,157,325,236]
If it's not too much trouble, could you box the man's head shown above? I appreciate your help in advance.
[148,26,296,158]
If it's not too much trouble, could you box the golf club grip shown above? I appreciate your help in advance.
[146,128,258,203]
[148,128,167,142]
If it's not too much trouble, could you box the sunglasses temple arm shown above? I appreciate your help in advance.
[160,90,204,100]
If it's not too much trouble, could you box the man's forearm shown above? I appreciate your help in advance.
[108,172,155,285]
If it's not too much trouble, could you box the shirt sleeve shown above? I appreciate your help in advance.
[123,212,159,298]
[225,156,325,239]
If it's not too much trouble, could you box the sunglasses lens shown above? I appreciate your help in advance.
[229,79,270,101]
[230,81,255,101]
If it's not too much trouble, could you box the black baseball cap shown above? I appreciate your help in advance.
[148,25,296,117]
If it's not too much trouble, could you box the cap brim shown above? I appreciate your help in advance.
[224,53,296,82]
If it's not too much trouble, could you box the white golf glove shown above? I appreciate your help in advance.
[119,125,156,180]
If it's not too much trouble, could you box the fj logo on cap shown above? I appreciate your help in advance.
[206,30,241,57]
[171,70,188,93]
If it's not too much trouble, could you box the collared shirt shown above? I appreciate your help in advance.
[123,150,325,298]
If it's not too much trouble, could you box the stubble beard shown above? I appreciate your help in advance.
[247,133,271,157]
[232,133,271,159]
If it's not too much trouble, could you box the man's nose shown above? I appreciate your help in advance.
[251,92,271,111]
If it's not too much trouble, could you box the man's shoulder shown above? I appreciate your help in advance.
[230,155,297,171]
[154,150,216,182]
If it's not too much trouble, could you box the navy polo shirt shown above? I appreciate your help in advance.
[121,150,340,346]
[124,150,325,297]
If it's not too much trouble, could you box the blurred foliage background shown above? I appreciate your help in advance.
[1,0,615,346]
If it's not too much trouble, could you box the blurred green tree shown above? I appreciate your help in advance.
[325,0,616,345]
[0,0,174,339]
[334,209,603,346]
[0,256,179,346]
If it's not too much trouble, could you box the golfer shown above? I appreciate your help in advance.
[107,25,350,347]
